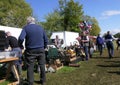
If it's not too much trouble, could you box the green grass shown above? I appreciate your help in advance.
[1,48,120,85]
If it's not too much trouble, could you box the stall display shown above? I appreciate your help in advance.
[0,57,19,85]
[0,51,18,59]
[46,47,63,71]
[0,30,20,84]
[64,49,76,62]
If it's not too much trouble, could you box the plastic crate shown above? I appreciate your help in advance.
[0,51,18,59]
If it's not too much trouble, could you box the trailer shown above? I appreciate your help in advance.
[0,25,22,39]
[50,31,79,47]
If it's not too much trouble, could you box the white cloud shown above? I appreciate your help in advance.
[101,28,120,35]
[110,28,120,34]
[99,16,109,20]
[102,10,120,17]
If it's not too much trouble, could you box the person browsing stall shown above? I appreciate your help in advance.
[6,31,22,79]
[18,16,48,85]
[80,31,89,60]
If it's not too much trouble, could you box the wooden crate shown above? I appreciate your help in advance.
[8,81,19,85]
[64,53,77,62]
[50,64,63,70]
[47,59,63,71]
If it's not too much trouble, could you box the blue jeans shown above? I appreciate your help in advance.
[106,41,114,58]
[12,47,22,76]
[97,44,103,55]
[83,46,89,60]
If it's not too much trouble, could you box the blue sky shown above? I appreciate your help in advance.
[25,0,120,35]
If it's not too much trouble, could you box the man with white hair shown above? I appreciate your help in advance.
[27,16,35,24]
[18,16,48,85]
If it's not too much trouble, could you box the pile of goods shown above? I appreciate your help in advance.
[65,49,76,58]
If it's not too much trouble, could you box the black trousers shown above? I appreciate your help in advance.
[24,49,46,85]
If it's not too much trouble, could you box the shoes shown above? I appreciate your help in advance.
[41,82,45,85]
[35,80,46,85]
[109,56,113,59]
[108,54,114,59]
[40,80,46,85]
[28,82,33,85]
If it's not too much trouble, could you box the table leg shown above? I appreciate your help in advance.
[0,62,20,85]
[5,62,13,79]
[12,65,20,84]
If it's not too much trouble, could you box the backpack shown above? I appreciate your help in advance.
[97,37,104,44]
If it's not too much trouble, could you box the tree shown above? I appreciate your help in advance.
[41,10,63,38]
[90,17,101,36]
[0,0,32,28]
[59,0,83,32]
[114,32,120,38]
[41,0,101,36]
[42,0,83,33]
[43,10,63,32]
[90,23,101,36]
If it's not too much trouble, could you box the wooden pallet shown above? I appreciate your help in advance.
[8,81,19,85]
[64,53,77,62]
[69,56,77,62]
[47,59,63,71]
[52,64,63,70]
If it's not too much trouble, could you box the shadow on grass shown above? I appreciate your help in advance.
[97,64,120,67]
[34,80,41,84]
[104,60,120,63]
[19,79,28,85]
[113,56,120,58]
[92,56,109,59]
[108,71,120,75]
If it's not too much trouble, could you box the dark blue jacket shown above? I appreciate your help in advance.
[105,34,112,39]
[18,24,48,50]
[96,36,104,45]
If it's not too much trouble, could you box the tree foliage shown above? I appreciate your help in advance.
[90,17,101,36]
[0,0,32,28]
[59,0,84,32]
[58,0,101,34]
[40,0,101,36]
[42,0,83,32]
[114,32,120,38]
[41,10,63,38]
[43,10,63,32]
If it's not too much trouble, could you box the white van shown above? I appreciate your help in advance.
[50,31,79,47]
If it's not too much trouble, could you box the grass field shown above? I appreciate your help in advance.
[0,48,120,85]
